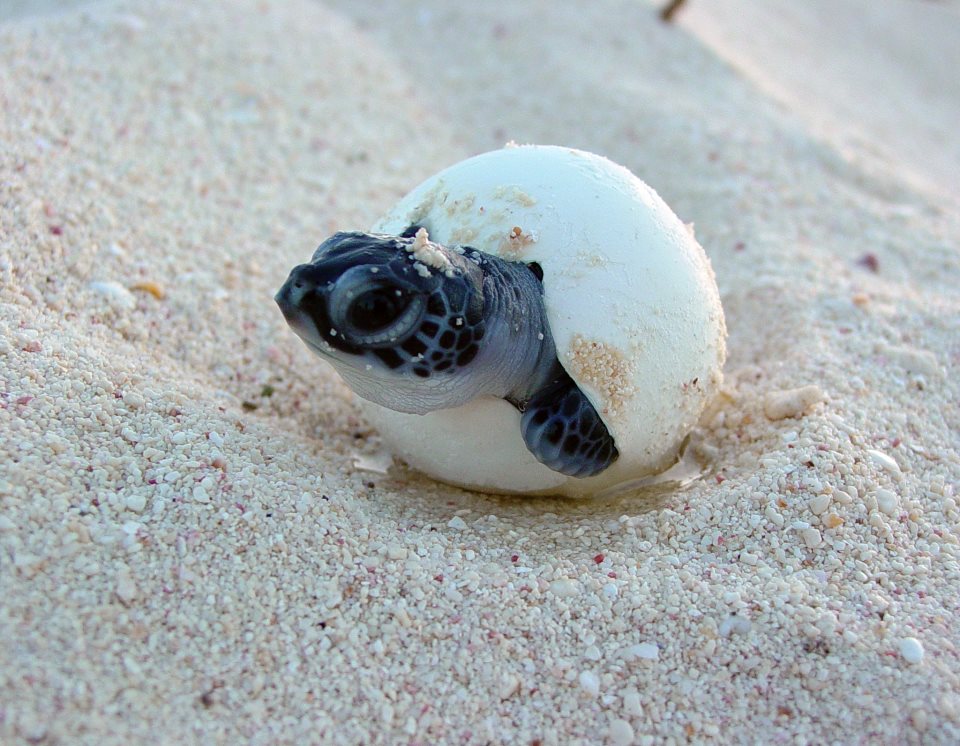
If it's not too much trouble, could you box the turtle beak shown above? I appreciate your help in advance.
[275,264,327,334]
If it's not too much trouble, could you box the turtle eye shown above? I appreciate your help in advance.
[347,287,410,332]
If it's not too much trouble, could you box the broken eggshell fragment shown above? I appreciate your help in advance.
[365,144,726,497]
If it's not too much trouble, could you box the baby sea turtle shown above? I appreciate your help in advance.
[276,226,619,477]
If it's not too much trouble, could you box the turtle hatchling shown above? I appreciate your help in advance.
[276,145,726,497]
[277,225,618,477]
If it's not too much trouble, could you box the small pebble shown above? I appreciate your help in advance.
[608,718,635,745]
[124,494,147,513]
[624,642,659,661]
[807,494,831,515]
[353,451,393,474]
[88,280,135,309]
[823,513,844,529]
[899,637,924,664]
[578,670,600,697]
[834,488,853,504]
[763,385,824,420]
[718,615,752,637]
[385,544,407,560]
[447,516,467,530]
[115,568,138,605]
[122,390,145,409]
[622,688,643,717]
[802,527,822,548]
[499,674,520,700]
[875,488,899,516]
[867,449,901,474]
[549,578,581,597]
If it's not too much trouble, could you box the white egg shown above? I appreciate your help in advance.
[365,144,726,497]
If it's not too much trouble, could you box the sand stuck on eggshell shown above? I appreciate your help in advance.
[2,1,959,743]
[405,227,454,275]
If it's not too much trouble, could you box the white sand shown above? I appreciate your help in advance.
[678,0,960,203]
[1,1,958,743]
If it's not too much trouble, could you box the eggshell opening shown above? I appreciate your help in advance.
[364,145,726,497]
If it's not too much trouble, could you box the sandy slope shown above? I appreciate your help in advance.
[1,1,958,743]
[678,0,960,203]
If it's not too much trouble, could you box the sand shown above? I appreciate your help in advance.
[1,1,958,743]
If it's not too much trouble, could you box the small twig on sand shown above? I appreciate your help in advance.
[660,0,688,23]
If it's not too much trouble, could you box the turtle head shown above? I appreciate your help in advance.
[275,230,487,413]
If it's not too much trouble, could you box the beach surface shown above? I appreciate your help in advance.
[2,1,959,743]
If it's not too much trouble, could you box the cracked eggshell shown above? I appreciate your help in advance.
[364,145,726,497]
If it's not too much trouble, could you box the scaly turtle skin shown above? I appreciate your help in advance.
[275,228,618,477]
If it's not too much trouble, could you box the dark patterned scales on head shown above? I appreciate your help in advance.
[276,228,619,477]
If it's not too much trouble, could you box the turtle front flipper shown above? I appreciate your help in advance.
[517,371,619,478]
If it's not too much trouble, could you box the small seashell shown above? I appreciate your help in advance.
[130,280,166,299]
